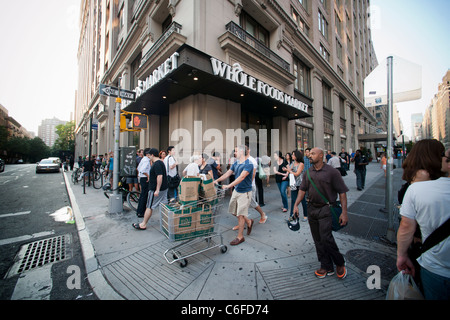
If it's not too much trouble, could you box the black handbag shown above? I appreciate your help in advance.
[307,170,346,231]
[166,156,180,188]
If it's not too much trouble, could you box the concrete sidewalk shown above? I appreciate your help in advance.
[63,161,402,300]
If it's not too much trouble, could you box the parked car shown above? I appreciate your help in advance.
[36,159,60,173]
[0,158,4,172]
[48,157,62,168]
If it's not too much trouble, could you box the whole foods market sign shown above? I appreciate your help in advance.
[210,58,308,113]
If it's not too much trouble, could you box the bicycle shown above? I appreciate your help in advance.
[92,167,108,189]
[71,168,83,184]
[103,176,140,212]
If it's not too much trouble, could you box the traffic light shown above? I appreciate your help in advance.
[119,112,148,132]
[132,114,147,129]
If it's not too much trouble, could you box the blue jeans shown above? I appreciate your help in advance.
[355,169,366,189]
[276,180,289,210]
[421,267,450,300]
[290,187,308,217]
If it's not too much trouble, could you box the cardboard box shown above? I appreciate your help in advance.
[161,204,199,241]
[178,176,201,204]
[199,174,217,200]
[194,203,214,236]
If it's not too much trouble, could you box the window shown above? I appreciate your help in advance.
[293,58,311,96]
[162,15,172,33]
[336,38,343,62]
[320,43,330,62]
[318,10,328,40]
[292,8,309,36]
[322,82,332,110]
[240,11,269,46]
[118,6,124,32]
[297,0,307,10]
[335,12,342,37]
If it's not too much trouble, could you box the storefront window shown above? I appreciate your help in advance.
[296,125,313,151]
[324,133,333,152]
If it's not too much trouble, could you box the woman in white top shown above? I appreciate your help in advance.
[183,155,201,177]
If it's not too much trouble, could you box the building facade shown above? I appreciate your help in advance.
[74,0,378,164]
[0,104,34,140]
[422,69,450,148]
[38,117,67,147]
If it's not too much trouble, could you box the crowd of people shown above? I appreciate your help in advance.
[71,140,449,299]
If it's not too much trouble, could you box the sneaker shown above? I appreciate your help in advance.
[336,265,347,279]
[314,269,334,279]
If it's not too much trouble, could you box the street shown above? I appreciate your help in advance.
[0,164,97,300]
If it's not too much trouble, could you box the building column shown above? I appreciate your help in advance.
[312,71,324,148]
[345,101,352,152]
[332,89,341,151]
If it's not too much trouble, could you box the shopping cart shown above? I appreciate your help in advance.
[160,185,227,268]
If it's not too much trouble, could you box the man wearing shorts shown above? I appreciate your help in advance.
[133,148,168,230]
[214,145,254,246]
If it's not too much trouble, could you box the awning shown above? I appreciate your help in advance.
[124,45,312,120]
[358,133,397,142]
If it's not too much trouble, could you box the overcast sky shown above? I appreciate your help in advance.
[0,0,80,135]
[0,0,448,139]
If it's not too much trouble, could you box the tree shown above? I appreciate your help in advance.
[54,121,75,153]
[29,137,51,162]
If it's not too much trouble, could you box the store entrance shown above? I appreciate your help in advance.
[241,110,273,158]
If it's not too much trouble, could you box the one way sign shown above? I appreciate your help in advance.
[99,84,136,101]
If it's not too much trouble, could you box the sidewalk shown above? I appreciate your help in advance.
[63,161,402,300]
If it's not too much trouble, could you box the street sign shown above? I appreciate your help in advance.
[99,84,136,101]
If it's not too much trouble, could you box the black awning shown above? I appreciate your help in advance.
[124,45,311,120]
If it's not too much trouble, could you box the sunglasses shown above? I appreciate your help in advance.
[443,151,450,163]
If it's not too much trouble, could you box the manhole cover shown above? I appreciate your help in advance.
[5,234,72,278]
[345,249,397,281]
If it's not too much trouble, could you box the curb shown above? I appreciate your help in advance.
[63,172,124,300]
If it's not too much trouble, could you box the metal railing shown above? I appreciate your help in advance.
[140,22,183,68]
[225,21,290,72]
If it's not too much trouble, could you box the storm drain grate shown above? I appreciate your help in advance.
[5,234,72,278]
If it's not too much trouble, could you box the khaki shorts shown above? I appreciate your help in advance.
[228,190,252,217]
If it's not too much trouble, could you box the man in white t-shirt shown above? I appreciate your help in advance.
[397,150,450,299]
[164,146,179,200]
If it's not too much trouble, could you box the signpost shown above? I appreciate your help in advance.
[364,56,422,243]
[99,81,136,213]
[99,83,137,101]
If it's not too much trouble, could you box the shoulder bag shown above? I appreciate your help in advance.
[307,170,346,231]
[166,156,180,188]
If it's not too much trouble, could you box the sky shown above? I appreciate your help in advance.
[0,0,449,139]
[0,0,80,135]
[370,0,450,138]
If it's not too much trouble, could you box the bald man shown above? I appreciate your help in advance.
[294,147,349,279]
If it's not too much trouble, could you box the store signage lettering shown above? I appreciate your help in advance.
[210,58,308,113]
[135,52,180,99]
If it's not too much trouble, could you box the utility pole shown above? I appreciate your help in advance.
[108,78,123,214]
[385,56,395,243]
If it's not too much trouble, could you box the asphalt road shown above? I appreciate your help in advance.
[0,164,97,300]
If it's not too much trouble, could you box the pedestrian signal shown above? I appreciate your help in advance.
[132,114,147,129]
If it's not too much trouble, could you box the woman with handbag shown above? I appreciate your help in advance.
[284,150,307,221]
[273,151,288,212]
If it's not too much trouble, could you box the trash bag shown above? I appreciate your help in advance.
[386,271,424,300]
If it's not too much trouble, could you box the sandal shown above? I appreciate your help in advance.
[259,214,268,224]
[132,223,146,230]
